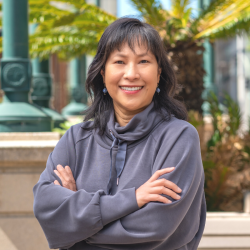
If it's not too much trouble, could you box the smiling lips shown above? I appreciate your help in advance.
[120,86,143,94]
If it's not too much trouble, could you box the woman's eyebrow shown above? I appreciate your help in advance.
[113,53,127,58]
[113,52,151,57]
[137,52,150,57]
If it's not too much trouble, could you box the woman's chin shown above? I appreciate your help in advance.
[118,102,148,113]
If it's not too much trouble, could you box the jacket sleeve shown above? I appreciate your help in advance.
[85,125,206,250]
[32,125,140,249]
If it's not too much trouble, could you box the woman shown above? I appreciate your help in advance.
[33,18,206,250]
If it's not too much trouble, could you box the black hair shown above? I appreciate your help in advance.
[83,17,188,134]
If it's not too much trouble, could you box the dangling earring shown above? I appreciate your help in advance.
[101,72,107,95]
[103,85,108,95]
[156,84,160,95]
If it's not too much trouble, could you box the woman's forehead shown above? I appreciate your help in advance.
[108,41,155,58]
[114,42,148,53]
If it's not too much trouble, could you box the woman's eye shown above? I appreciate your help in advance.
[116,61,124,64]
[140,60,149,63]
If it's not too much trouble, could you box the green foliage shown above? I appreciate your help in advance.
[131,0,250,43]
[130,0,167,27]
[189,90,250,211]
[0,0,117,59]
[207,91,223,132]
[0,0,249,58]
[193,0,250,40]
[206,91,223,149]
[53,117,83,135]
[206,91,242,150]
[30,28,99,59]
[207,129,221,150]
[187,110,204,128]
[223,93,242,135]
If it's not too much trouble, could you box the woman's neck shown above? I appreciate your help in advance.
[113,103,147,127]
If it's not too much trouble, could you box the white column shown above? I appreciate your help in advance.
[236,35,247,131]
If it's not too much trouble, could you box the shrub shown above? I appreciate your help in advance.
[191,91,250,211]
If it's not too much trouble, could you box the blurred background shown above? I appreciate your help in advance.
[1,0,250,249]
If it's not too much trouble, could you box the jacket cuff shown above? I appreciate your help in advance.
[100,187,140,226]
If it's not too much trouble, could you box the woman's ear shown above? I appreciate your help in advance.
[100,69,105,83]
[158,68,162,83]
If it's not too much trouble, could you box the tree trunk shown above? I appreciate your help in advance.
[166,40,206,114]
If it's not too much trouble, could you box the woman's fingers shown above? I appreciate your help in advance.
[54,165,77,192]
[148,167,175,182]
[152,178,182,193]
[148,194,172,204]
[54,180,61,186]
[56,165,72,182]
[150,186,181,200]
[135,168,182,208]
[65,165,74,177]
[54,169,63,182]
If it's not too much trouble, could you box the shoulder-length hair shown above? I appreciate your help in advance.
[83,17,188,135]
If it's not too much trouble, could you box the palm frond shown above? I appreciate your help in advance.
[29,6,73,25]
[190,0,235,34]
[29,28,99,60]
[202,11,250,39]
[170,0,191,20]
[194,0,250,39]
[30,1,116,29]
[130,0,169,31]
[48,0,87,9]
[7,1,114,59]
[29,0,86,9]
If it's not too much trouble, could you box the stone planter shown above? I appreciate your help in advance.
[0,132,60,250]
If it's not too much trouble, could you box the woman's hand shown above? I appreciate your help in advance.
[53,165,77,192]
[135,167,182,208]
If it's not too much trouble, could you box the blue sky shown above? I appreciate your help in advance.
[117,0,198,18]
[117,0,170,17]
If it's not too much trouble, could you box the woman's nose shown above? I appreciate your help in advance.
[123,63,140,81]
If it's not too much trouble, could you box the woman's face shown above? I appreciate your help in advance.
[101,42,161,114]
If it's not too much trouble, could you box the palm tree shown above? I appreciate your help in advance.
[129,0,250,113]
[0,0,249,112]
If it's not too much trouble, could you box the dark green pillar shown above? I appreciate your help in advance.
[199,0,216,114]
[0,0,52,132]
[31,58,51,107]
[30,24,66,128]
[61,56,88,116]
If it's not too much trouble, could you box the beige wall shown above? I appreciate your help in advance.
[0,133,59,250]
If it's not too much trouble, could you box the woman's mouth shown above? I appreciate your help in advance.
[120,86,143,94]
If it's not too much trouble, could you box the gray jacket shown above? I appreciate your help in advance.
[33,101,206,250]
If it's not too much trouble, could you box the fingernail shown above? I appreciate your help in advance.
[178,188,182,192]
[167,200,172,203]
[176,195,181,199]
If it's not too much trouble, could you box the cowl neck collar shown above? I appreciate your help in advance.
[105,101,165,143]
[93,101,169,195]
